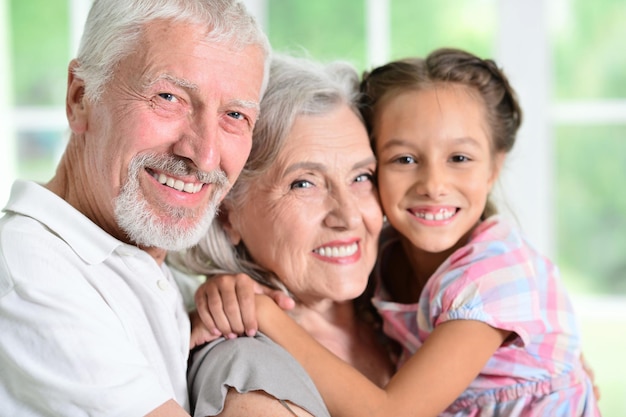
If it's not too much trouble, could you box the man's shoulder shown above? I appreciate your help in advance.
[0,212,78,297]
[2,181,126,267]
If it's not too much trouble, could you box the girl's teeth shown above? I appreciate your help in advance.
[419,210,454,220]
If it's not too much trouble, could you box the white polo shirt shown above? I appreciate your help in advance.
[0,180,190,416]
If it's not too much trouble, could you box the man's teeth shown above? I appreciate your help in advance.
[416,209,455,221]
[314,242,358,258]
[154,173,203,194]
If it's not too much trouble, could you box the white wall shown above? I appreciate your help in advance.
[242,0,267,29]
[495,0,554,257]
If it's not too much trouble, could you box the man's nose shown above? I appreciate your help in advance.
[172,114,221,173]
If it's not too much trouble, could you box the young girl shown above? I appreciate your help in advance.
[250,48,601,416]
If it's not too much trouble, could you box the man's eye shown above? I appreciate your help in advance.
[228,111,245,121]
[158,93,177,102]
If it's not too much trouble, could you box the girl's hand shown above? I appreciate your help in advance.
[194,273,295,339]
[581,353,601,400]
[189,309,222,349]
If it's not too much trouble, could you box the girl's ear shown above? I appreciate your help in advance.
[66,59,88,134]
[220,203,242,245]
[488,152,507,189]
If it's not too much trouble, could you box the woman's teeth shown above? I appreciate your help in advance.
[314,242,358,258]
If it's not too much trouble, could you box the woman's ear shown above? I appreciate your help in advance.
[66,59,88,134]
[220,203,242,245]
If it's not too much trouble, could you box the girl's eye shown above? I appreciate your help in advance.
[451,155,470,163]
[290,179,313,189]
[158,93,177,102]
[394,155,416,165]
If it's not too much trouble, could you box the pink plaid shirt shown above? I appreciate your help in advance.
[372,216,600,416]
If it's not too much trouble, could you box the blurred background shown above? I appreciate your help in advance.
[2,0,625,414]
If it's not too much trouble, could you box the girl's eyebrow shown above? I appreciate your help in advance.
[378,137,414,150]
[380,136,483,149]
[452,136,483,149]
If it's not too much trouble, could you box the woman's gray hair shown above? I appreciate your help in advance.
[170,53,362,290]
[74,0,271,102]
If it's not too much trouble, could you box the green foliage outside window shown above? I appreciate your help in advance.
[10,0,69,106]
[389,0,495,60]
[556,125,626,294]
[267,0,367,69]
[551,0,626,297]
[552,0,626,99]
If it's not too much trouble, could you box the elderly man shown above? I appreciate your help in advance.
[0,0,269,415]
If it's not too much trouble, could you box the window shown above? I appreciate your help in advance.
[3,0,624,413]
[3,0,79,200]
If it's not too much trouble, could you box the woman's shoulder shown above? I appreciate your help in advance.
[188,333,330,417]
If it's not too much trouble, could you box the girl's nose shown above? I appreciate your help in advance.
[414,163,447,198]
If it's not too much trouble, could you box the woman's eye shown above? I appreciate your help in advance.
[290,180,313,189]
[158,93,177,102]
[355,173,374,183]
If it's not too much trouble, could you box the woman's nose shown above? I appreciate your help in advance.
[324,188,361,229]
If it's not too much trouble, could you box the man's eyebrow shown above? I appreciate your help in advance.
[228,99,260,112]
[146,74,198,90]
[146,75,260,112]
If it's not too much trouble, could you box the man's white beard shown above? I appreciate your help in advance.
[114,153,229,251]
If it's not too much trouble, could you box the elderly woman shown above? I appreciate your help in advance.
[171,54,394,416]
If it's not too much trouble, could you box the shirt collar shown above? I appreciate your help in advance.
[2,180,135,265]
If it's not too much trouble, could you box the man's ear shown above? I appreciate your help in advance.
[66,59,88,134]
[219,203,242,245]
